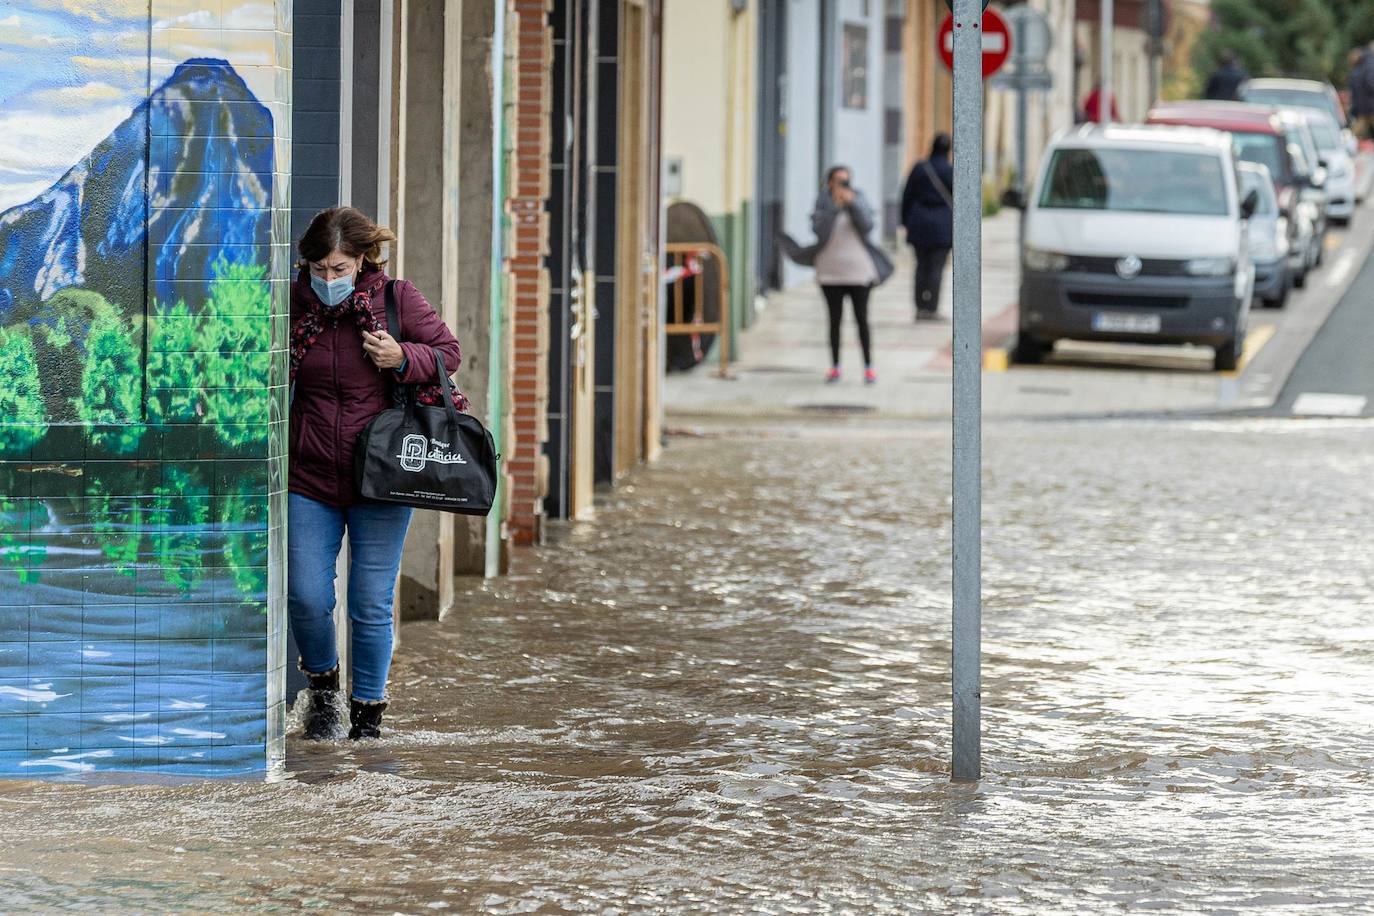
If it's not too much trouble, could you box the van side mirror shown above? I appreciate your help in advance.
[1000,187,1027,210]
[1310,167,1327,190]
[1241,188,1259,219]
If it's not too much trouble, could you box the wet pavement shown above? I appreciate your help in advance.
[2,417,1373,913]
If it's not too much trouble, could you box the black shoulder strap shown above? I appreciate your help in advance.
[383,280,401,340]
[383,280,409,407]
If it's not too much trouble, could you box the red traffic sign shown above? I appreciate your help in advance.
[938,7,1011,80]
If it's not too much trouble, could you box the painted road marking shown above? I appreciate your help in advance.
[1220,323,1276,379]
[1292,392,1368,417]
[1325,250,1358,288]
[985,322,1276,376]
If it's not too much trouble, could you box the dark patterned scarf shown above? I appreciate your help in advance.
[290,284,467,411]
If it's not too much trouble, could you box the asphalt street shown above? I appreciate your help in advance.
[1271,231,1374,417]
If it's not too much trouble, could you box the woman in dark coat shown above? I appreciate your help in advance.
[900,133,955,320]
[289,206,466,741]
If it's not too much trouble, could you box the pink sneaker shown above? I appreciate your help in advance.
[863,368,877,385]
[825,367,841,384]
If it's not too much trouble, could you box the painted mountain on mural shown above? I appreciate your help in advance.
[0,58,273,422]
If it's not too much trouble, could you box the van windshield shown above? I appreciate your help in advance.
[1039,148,1230,216]
[1231,132,1291,183]
[1239,171,1277,215]
[1242,87,1342,125]
[1306,116,1342,152]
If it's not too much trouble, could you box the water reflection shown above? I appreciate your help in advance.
[1,418,1372,912]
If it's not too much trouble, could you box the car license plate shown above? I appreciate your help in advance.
[1092,312,1161,334]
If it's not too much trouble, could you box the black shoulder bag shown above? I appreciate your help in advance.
[354,281,498,515]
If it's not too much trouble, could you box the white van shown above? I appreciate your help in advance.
[1013,124,1257,372]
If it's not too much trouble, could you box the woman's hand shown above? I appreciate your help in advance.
[361,329,406,370]
[832,187,856,207]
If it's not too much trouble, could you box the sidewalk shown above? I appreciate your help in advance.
[664,209,1230,421]
[665,211,1020,420]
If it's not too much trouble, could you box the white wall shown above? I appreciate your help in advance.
[782,0,889,288]
[783,0,821,289]
[662,1,730,214]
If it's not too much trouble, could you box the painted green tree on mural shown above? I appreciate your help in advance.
[76,304,145,455]
[201,257,272,448]
[87,481,143,579]
[0,327,47,457]
[0,495,45,585]
[153,466,210,594]
[147,300,203,425]
[222,485,269,603]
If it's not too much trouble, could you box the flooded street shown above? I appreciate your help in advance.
[3,418,1374,913]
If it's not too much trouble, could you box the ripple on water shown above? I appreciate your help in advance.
[2,419,1373,912]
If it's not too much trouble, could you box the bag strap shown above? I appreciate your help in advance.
[430,347,461,424]
[383,279,401,339]
[923,159,954,210]
[383,280,411,409]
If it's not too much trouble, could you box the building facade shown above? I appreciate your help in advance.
[661,0,759,336]
[906,0,1168,205]
[761,0,902,291]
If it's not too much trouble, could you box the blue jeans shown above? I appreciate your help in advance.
[287,493,412,702]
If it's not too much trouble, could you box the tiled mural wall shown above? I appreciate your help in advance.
[0,1,292,777]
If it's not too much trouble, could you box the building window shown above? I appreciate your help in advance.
[842,23,869,110]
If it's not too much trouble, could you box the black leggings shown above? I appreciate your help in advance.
[913,246,950,314]
[821,284,872,367]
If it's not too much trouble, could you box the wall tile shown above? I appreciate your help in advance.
[0,2,291,778]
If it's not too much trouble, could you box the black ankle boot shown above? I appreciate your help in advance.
[300,663,341,740]
[348,699,387,740]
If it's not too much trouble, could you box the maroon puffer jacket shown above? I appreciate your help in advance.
[289,266,464,507]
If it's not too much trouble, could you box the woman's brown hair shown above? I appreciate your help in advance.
[298,206,397,271]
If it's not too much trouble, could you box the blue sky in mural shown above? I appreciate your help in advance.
[0,1,277,210]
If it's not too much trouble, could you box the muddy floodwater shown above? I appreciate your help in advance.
[2,418,1372,913]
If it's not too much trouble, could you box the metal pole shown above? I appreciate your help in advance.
[1100,0,1114,123]
[1147,0,1163,108]
[484,0,508,579]
[1015,16,1027,194]
[950,0,983,783]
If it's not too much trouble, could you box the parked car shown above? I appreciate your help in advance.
[1147,101,1319,287]
[1277,108,1330,264]
[1012,124,1257,372]
[1238,162,1290,309]
[1239,77,1355,155]
[1302,109,1357,221]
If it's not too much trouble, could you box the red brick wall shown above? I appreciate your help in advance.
[506,0,553,545]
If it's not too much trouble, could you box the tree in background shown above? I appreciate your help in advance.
[1195,0,1374,86]
[0,327,47,457]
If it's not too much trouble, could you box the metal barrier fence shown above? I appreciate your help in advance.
[663,242,730,377]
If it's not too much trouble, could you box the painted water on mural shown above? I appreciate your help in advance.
[0,2,284,776]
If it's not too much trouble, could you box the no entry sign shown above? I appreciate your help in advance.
[938,7,1011,80]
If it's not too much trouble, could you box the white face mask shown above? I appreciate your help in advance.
[310,271,356,308]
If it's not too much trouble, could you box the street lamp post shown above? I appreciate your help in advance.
[950,0,983,783]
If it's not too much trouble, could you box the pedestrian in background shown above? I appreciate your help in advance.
[1350,45,1374,139]
[901,133,955,322]
[1204,51,1249,102]
[780,165,894,384]
[289,206,467,741]
[1083,84,1120,123]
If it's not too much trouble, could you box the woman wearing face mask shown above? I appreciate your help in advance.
[289,206,465,741]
